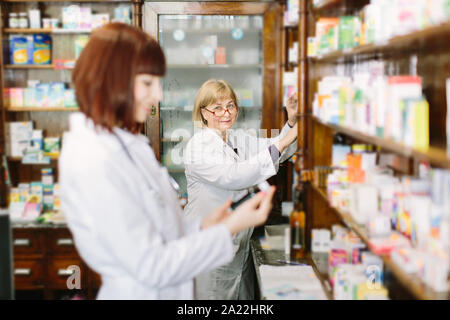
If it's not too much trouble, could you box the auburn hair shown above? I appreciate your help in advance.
[72,22,166,133]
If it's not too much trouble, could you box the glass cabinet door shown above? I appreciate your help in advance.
[158,15,264,198]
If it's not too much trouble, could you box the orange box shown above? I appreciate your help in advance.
[215,47,226,64]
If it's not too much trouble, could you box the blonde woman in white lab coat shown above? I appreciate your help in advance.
[184,79,298,299]
[59,23,276,300]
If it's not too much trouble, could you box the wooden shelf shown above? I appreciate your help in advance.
[3,28,92,34]
[313,117,450,169]
[3,0,129,2]
[312,21,450,62]
[168,64,262,69]
[8,155,59,162]
[5,64,54,69]
[310,184,450,300]
[5,107,79,112]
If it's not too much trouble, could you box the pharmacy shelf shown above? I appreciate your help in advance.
[8,155,59,162]
[310,183,450,300]
[5,107,79,112]
[5,64,54,69]
[313,117,450,169]
[312,21,450,63]
[3,28,92,34]
[3,0,130,2]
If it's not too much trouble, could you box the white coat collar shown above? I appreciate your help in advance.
[69,112,149,147]
[202,127,239,161]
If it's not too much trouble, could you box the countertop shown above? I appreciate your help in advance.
[250,236,333,300]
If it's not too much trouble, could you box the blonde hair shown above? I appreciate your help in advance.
[192,79,239,128]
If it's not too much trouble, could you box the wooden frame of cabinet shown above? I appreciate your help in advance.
[293,0,450,300]
[143,1,285,161]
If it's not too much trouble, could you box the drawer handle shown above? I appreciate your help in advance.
[14,239,31,247]
[58,269,76,276]
[14,268,32,276]
[57,238,74,246]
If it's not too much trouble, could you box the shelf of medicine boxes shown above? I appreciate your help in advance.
[4,64,55,69]
[310,183,450,300]
[310,21,450,63]
[7,155,59,162]
[3,0,131,3]
[5,107,79,112]
[311,117,450,169]
[3,28,92,34]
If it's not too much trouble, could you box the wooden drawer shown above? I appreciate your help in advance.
[14,259,44,290]
[47,258,86,289]
[12,229,44,256]
[46,229,79,256]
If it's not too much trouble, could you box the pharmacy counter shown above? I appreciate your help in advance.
[250,236,332,300]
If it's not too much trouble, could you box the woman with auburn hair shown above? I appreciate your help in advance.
[59,23,275,300]
[184,79,298,299]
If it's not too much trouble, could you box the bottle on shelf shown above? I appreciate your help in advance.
[9,13,19,28]
[290,187,306,260]
[19,12,28,29]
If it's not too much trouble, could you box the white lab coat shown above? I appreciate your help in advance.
[59,113,234,300]
[184,123,297,299]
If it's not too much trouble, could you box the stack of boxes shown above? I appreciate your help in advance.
[9,169,60,221]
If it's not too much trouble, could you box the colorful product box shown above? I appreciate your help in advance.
[44,137,61,156]
[24,88,37,107]
[74,35,89,59]
[92,14,110,30]
[62,5,80,29]
[9,88,24,107]
[64,89,78,108]
[79,7,92,30]
[33,34,51,65]
[30,182,43,204]
[215,47,226,64]
[36,83,51,107]
[114,6,132,24]
[49,82,65,107]
[3,89,11,107]
[9,36,32,65]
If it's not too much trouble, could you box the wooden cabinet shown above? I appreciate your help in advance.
[12,225,100,299]
[291,0,450,300]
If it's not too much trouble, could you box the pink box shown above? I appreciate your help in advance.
[10,88,24,107]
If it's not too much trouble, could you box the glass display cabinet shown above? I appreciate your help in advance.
[144,2,284,198]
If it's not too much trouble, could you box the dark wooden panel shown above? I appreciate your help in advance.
[46,257,86,290]
[13,258,45,290]
[12,228,45,257]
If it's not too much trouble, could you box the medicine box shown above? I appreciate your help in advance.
[64,89,78,108]
[33,34,51,65]
[24,88,37,107]
[9,35,32,65]
[5,122,33,157]
[49,82,65,107]
[9,88,24,107]
[36,83,51,107]
[44,137,61,156]
[62,5,80,29]
[79,7,92,30]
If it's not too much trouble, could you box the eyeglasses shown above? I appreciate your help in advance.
[202,103,238,117]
